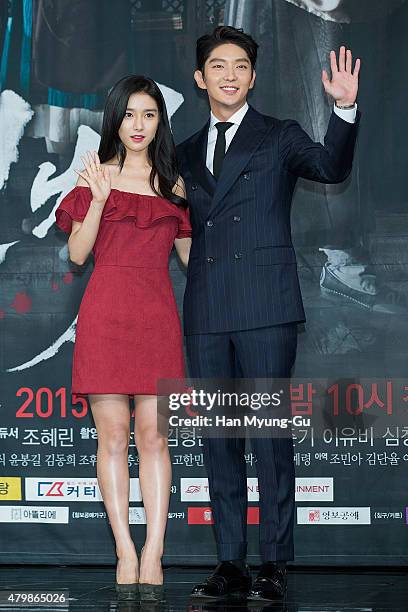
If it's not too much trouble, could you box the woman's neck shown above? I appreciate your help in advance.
[121,147,151,172]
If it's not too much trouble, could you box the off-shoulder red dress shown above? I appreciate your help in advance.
[55,186,191,396]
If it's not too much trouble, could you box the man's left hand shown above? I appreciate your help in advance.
[322,46,360,106]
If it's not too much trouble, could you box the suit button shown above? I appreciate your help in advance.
[191,184,198,191]
[234,252,243,259]
[233,215,241,222]
[206,219,214,227]
[207,256,215,263]
[243,173,250,180]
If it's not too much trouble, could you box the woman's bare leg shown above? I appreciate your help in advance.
[134,394,171,585]
[89,393,138,584]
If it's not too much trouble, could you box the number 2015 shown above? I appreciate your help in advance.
[15,388,88,418]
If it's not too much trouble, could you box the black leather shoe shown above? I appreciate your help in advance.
[191,561,251,599]
[248,562,287,601]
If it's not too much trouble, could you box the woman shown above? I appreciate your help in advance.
[55,75,191,601]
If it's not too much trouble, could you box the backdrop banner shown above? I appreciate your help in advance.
[0,0,407,565]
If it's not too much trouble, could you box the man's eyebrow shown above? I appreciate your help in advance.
[208,57,250,63]
[126,107,158,112]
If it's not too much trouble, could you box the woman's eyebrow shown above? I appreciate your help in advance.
[126,107,158,112]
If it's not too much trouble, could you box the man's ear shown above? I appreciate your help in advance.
[194,69,207,90]
[249,69,256,90]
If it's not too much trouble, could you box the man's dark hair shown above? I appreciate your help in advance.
[196,26,258,75]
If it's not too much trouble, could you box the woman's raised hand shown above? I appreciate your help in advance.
[75,151,111,205]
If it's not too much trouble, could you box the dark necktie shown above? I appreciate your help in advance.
[213,121,233,180]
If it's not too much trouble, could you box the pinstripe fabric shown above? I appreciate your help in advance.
[186,323,298,562]
[178,104,359,562]
[177,105,360,335]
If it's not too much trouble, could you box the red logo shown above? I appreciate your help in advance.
[188,507,259,525]
[38,481,64,497]
[188,507,213,524]
[309,510,320,523]
[247,507,259,525]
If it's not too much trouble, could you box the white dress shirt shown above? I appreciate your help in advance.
[206,101,357,175]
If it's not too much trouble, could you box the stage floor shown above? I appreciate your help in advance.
[0,565,407,611]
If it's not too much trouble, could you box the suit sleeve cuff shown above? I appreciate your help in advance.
[333,102,357,124]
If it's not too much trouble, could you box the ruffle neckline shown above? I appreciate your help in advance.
[85,186,168,200]
[72,185,187,228]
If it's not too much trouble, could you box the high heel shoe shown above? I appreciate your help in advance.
[139,583,165,603]
[115,582,139,600]
[115,554,139,600]
[139,546,166,603]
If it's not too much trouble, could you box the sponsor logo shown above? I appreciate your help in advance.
[187,507,259,525]
[295,478,333,502]
[0,505,69,523]
[185,485,203,494]
[0,477,22,500]
[297,507,371,525]
[181,477,333,502]
[308,509,320,523]
[188,507,213,524]
[247,507,259,524]
[181,479,210,501]
[129,507,146,525]
[181,478,258,502]
[25,478,142,502]
[247,478,259,502]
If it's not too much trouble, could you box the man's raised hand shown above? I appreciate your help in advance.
[322,46,360,107]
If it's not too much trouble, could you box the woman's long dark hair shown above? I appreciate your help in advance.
[98,75,186,208]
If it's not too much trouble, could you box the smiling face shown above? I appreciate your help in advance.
[118,92,160,153]
[194,43,256,118]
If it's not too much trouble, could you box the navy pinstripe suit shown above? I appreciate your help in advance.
[177,105,360,562]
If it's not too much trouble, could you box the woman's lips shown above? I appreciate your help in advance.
[130,135,145,142]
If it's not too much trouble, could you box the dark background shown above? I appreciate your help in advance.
[0,0,407,565]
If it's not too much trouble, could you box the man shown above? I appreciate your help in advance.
[224,0,405,315]
[176,25,360,600]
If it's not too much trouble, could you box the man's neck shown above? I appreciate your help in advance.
[209,99,247,122]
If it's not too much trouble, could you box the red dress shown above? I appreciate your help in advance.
[55,186,191,396]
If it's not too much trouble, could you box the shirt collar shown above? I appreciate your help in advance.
[209,101,249,131]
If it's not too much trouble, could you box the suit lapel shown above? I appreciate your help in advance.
[188,120,216,197]
[209,106,274,214]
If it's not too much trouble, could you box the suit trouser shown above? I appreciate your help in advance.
[185,323,298,562]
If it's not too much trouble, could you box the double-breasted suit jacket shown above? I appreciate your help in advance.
[177,105,360,335]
